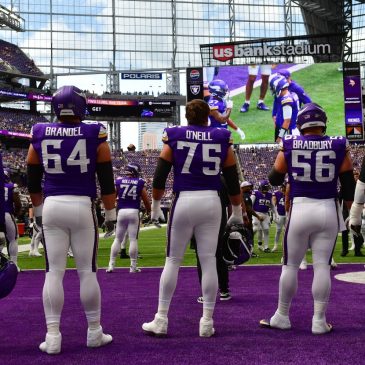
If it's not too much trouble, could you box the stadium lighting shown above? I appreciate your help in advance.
[0,4,25,32]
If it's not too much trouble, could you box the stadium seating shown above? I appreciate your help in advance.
[0,39,44,76]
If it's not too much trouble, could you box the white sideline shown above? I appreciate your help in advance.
[17,224,166,253]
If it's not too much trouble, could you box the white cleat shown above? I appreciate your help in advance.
[271,245,278,253]
[39,333,62,354]
[106,263,114,273]
[130,267,141,273]
[199,317,215,337]
[29,250,42,257]
[330,258,337,270]
[87,326,113,348]
[260,311,291,330]
[312,318,333,335]
[299,260,307,270]
[142,314,168,337]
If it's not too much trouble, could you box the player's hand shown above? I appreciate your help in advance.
[226,100,233,109]
[345,217,361,237]
[257,214,265,222]
[151,199,165,226]
[237,128,246,140]
[104,208,117,237]
[227,205,244,225]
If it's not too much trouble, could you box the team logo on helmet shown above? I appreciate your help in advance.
[125,163,141,177]
[0,253,18,299]
[208,79,228,98]
[274,76,289,97]
[52,85,87,121]
[222,224,253,265]
[296,103,327,132]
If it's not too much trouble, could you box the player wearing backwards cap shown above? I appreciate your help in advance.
[260,103,355,334]
[27,85,116,354]
[106,163,151,273]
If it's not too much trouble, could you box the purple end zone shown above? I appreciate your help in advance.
[1,264,364,365]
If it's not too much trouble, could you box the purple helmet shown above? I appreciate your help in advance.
[0,253,18,299]
[296,103,327,132]
[269,74,284,95]
[208,79,228,98]
[274,76,289,97]
[125,163,141,177]
[259,179,270,192]
[223,223,253,265]
[278,69,291,79]
[52,85,87,121]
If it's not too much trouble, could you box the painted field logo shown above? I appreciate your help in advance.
[213,45,234,61]
[189,69,200,80]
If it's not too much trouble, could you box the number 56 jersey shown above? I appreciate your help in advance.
[31,121,107,198]
[282,134,348,199]
[162,125,232,192]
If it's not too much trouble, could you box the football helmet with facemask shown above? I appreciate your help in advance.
[0,253,18,299]
[296,103,327,133]
[52,85,87,121]
[259,179,270,193]
[222,224,253,265]
[208,79,229,99]
[125,163,141,177]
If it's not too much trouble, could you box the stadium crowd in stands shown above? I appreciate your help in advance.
[0,40,44,76]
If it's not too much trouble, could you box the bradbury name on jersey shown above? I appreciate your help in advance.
[45,126,83,137]
[292,138,340,150]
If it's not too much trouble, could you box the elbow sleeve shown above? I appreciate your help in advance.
[222,165,240,196]
[96,161,115,195]
[27,164,44,193]
[153,158,172,190]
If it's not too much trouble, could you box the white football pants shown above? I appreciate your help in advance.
[42,195,101,326]
[158,190,221,314]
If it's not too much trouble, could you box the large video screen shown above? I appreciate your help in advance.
[188,63,345,144]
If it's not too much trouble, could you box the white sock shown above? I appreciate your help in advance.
[47,322,60,335]
[203,308,214,321]
[313,301,327,321]
[88,320,101,331]
[258,99,264,104]
[245,100,251,104]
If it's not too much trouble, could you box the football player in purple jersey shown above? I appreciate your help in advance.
[251,180,276,253]
[271,183,287,252]
[272,76,300,143]
[26,86,116,354]
[260,103,355,335]
[207,79,246,140]
[106,163,151,273]
[0,156,6,259]
[142,99,245,338]
[2,170,22,270]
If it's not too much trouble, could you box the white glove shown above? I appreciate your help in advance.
[226,100,233,109]
[0,232,5,247]
[104,208,117,234]
[273,215,279,224]
[237,128,246,140]
[227,205,244,225]
[151,199,165,223]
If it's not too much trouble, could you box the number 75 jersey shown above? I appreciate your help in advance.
[162,125,232,192]
[282,134,348,199]
[31,121,108,198]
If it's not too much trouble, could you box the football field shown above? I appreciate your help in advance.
[17,224,365,271]
[225,62,345,144]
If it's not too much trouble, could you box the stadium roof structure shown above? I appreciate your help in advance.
[0,4,24,32]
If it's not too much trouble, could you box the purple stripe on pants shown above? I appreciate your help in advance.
[166,193,179,257]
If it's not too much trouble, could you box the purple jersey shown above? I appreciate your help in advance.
[0,156,4,229]
[282,134,348,199]
[208,96,228,128]
[162,125,232,192]
[274,190,286,216]
[276,91,299,131]
[4,182,16,214]
[289,81,311,106]
[31,121,107,198]
[116,176,145,210]
[252,190,273,214]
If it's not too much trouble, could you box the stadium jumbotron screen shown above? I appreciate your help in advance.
[187,63,346,144]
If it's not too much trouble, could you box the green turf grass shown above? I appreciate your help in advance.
[16,224,365,271]
[229,62,345,144]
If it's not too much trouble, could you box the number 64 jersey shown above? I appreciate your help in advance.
[31,121,107,198]
[282,134,348,199]
[162,125,232,192]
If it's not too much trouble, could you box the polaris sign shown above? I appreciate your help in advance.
[121,72,162,80]
[212,42,331,62]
